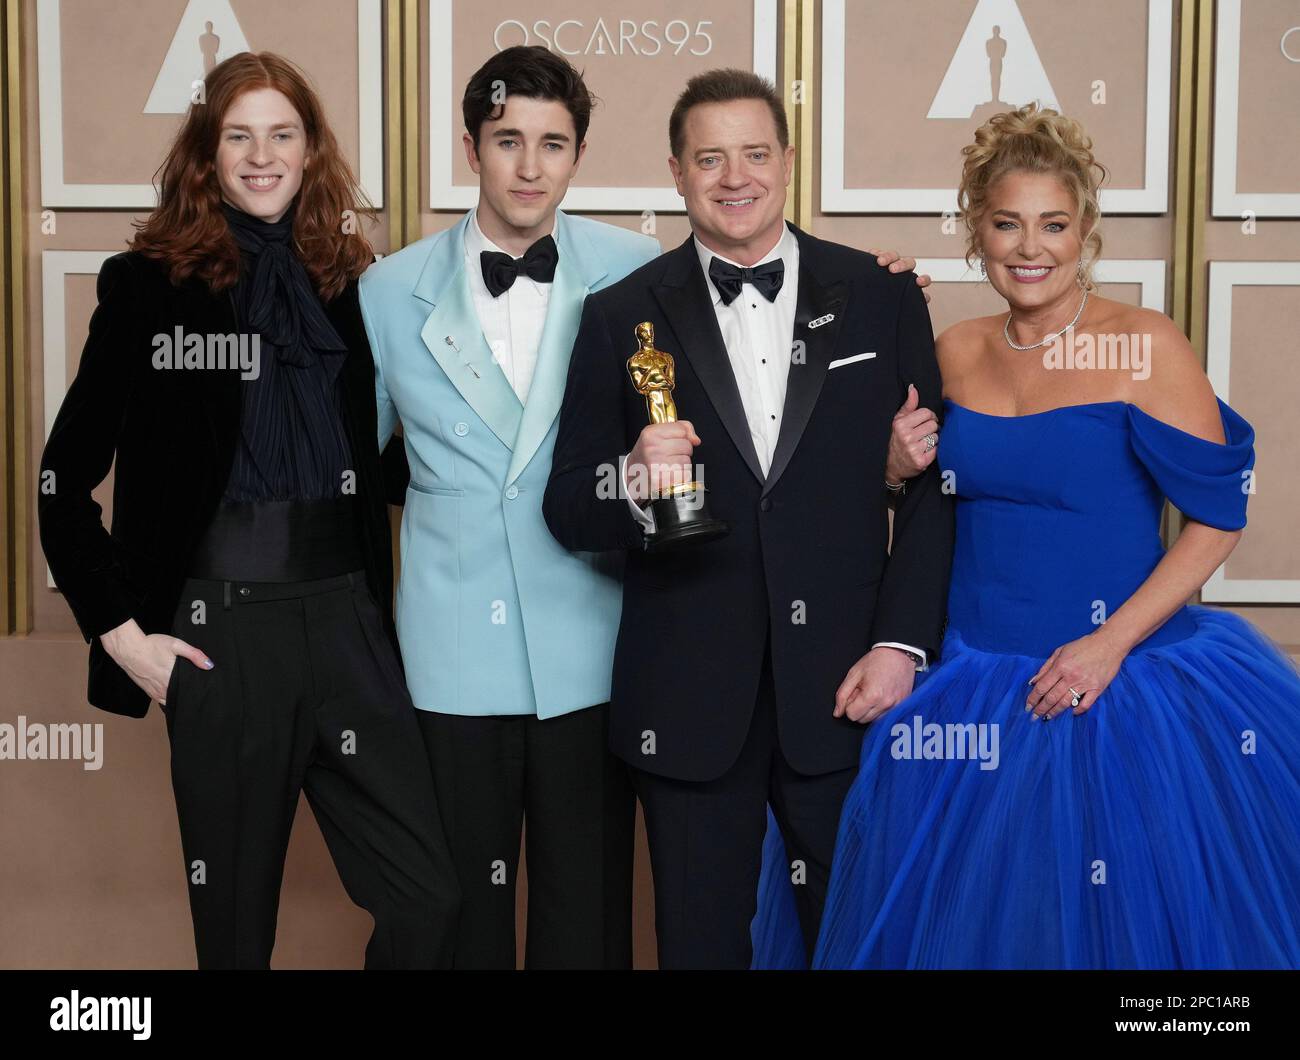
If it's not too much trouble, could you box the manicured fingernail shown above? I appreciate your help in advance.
[204,658,214,669]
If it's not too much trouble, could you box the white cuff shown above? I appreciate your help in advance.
[873,641,928,671]
[619,453,657,533]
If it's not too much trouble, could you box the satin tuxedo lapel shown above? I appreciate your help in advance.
[763,225,849,496]
[651,238,765,485]
[412,214,523,450]
[506,211,607,484]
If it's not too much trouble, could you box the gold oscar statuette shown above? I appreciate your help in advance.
[625,322,729,551]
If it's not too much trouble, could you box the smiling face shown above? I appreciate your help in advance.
[978,170,1088,312]
[465,94,585,256]
[215,87,307,222]
[669,99,794,265]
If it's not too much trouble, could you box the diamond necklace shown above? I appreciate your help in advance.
[1003,289,1089,351]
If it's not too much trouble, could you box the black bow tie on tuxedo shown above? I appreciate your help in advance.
[708,256,785,306]
[479,234,559,298]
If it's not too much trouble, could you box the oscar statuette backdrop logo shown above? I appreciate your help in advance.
[145,0,250,112]
[927,0,1058,121]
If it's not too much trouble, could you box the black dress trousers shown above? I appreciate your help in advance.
[629,637,859,969]
[162,570,461,968]
[415,705,636,969]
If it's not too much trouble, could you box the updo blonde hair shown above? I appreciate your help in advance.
[957,103,1108,291]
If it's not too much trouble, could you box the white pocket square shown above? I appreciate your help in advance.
[828,352,876,370]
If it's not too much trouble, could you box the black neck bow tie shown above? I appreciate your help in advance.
[480,234,559,298]
[708,256,785,306]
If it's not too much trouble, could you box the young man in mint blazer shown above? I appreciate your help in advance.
[357,46,660,968]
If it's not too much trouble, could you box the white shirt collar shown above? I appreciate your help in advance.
[695,223,795,306]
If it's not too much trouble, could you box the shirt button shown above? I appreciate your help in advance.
[454,422,469,436]
[238,586,251,597]
[505,485,519,500]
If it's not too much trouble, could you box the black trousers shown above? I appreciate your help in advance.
[415,704,636,968]
[162,571,461,968]
[630,640,859,969]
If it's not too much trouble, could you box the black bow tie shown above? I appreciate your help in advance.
[480,234,558,297]
[708,256,785,306]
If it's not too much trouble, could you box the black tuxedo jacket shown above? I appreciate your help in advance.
[544,223,954,782]
[38,250,403,720]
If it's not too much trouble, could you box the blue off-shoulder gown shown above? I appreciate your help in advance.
[752,397,1300,969]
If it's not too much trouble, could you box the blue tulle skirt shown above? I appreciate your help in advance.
[752,607,1300,969]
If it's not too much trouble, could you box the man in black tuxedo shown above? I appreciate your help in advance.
[543,69,954,968]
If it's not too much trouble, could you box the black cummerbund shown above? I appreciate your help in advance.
[188,498,363,582]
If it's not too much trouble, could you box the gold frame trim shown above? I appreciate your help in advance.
[385,0,405,252]
[779,0,814,229]
[1187,0,1214,360]
[3,0,30,635]
[1171,0,1197,336]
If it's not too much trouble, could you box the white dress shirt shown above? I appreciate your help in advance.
[619,225,927,669]
[463,206,556,404]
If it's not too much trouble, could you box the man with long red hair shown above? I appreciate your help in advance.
[38,52,461,969]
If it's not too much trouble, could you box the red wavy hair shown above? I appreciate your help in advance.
[130,52,376,302]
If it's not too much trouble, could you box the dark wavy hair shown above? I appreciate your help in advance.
[129,51,375,301]
[462,45,596,151]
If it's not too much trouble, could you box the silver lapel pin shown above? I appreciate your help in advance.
[808,313,835,330]
[446,335,480,378]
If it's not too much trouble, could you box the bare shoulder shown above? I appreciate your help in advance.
[936,314,1000,389]
[1114,304,1224,443]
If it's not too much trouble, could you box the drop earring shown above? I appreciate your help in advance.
[978,256,987,281]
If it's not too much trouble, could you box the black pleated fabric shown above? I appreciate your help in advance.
[219,197,354,502]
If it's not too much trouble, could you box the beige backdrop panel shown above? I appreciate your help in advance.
[1222,285,1300,582]
[840,0,1148,193]
[1234,0,1300,196]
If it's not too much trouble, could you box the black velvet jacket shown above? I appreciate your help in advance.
[38,250,404,719]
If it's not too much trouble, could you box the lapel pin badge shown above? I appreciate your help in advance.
[808,313,835,330]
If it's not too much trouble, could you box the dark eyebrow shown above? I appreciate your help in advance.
[491,128,571,142]
[222,122,300,132]
[992,209,1070,219]
[695,142,772,156]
